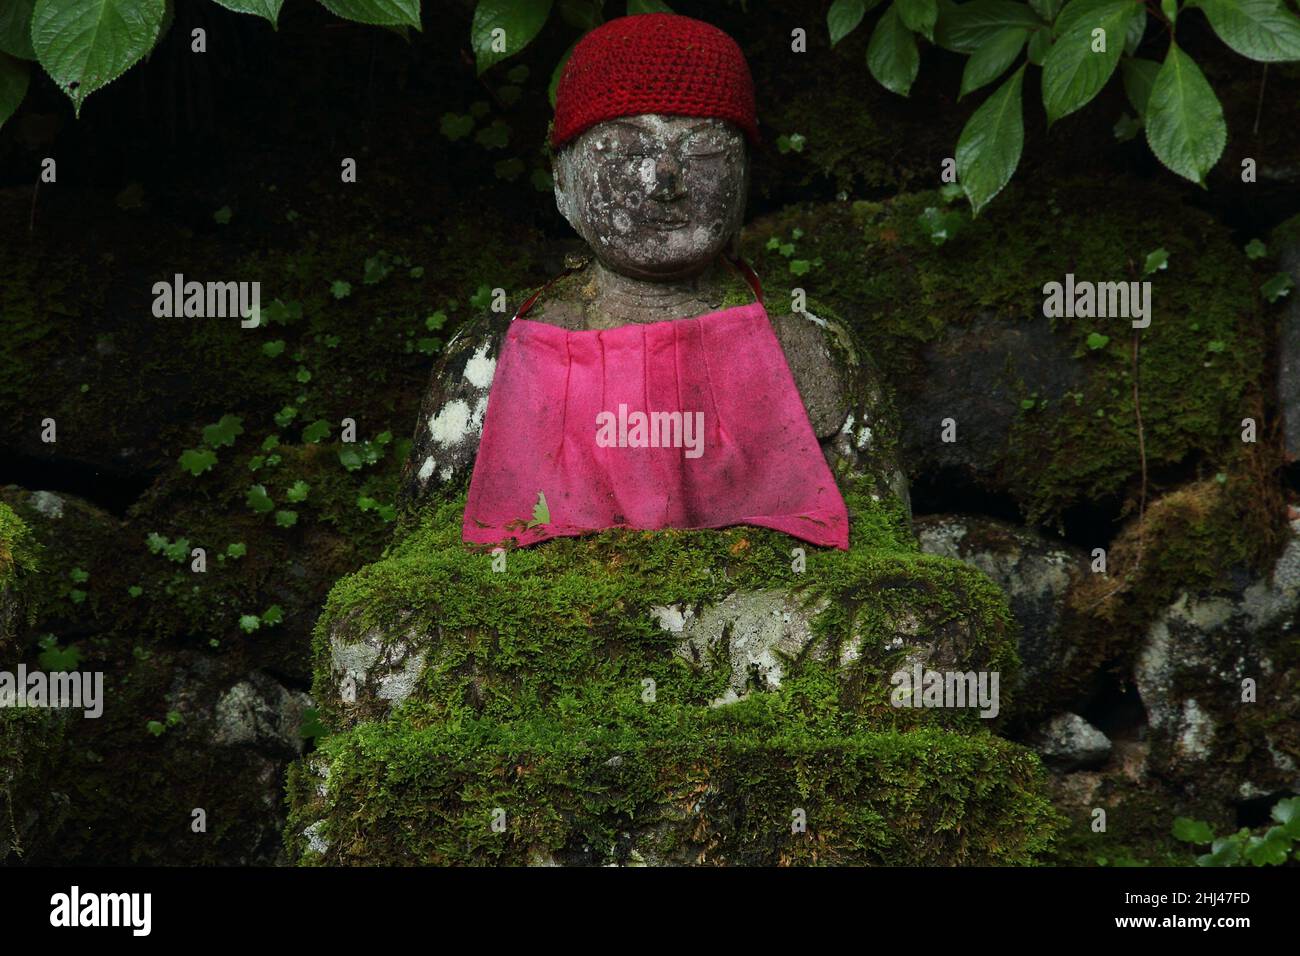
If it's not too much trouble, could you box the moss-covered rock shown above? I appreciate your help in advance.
[287,482,1060,865]
[0,502,65,863]
[0,501,38,655]
[742,179,1276,533]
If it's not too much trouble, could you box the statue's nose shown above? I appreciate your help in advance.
[650,150,685,200]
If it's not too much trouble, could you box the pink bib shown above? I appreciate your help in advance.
[462,301,849,549]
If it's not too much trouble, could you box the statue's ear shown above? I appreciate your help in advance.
[552,148,579,231]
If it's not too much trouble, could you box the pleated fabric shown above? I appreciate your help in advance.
[462,302,848,549]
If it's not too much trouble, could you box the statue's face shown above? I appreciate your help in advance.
[553,114,749,280]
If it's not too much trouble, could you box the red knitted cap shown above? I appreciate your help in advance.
[551,13,759,149]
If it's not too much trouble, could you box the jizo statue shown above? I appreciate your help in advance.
[402,13,903,544]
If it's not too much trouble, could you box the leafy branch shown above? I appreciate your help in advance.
[829,0,1300,213]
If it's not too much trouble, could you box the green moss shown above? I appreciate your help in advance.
[742,180,1271,529]
[289,715,1058,866]
[289,482,1058,864]
[0,501,38,592]
[0,502,39,654]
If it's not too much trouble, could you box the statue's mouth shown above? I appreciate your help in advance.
[644,218,688,231]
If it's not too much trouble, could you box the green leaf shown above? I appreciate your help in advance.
[1027,26,1050,63]
[0,52,30,131]
[208,0,283,26]
[1042,0,1137,125]
[1244,237,1268,259]
[1113,111,1141,140]
[1145,42,1226,185]
[246,483,274,513]
[627,0,671,12]
[127,584,143,597]
[1262,271,1295,302]
[38,635,81,670]
[1143,246,1169,274]
[286,480,310,502]
[960,25,1028,97]
[225,542,247,558]
[262,339,286,358]
[1124,4,1146,53]
[1272,796,1300,837]
[274,509,298,528]
[918,205,965,244]
[316,0,420,28]
[330,279,352,299]
[1121,56,1160,115]
[1197,0,1300,62]
[1172,816,1215,844]
[527,490,550,528]
[868,3,920,95]
[239,614,261,633]
[1244,828,1292,865]
[302,419,331,443]
[956,65,1026,215]
[1086,331,1110,349]
[475,118,510,148]
[32,0,166,115]
[439,112,474,140]
[472,0,552,75]
[1198,832,1246,866]
[1030,0,1062,20]
[179,448,218,476]
[202,413,244,448]
[935,0,1041,53]
[261,604,284,625]
[830,0,872,45]
[0,0,36,59]
[898,0,938,40]
[298,707,328,739]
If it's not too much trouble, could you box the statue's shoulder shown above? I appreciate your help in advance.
[399,309,510,507]
[524,261,596,329]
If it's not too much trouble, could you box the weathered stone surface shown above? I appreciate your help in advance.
[662,589,825,705]
[915,514,1087,701]
[1134,520,1300,798]
[1030,713,1112,771]
[324,609,427,722]
[212,673,313,758]
[897,314,1085,485]
[400,316,505,506]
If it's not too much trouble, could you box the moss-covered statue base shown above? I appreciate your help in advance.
[286,483,1061,865]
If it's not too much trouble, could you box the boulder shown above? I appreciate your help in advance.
[1030,713,1112,772]
[915,514,1089,711]
[1133,519,1300,801]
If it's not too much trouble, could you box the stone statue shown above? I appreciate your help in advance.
[400,47,907,523]
[287,15,1048,867]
